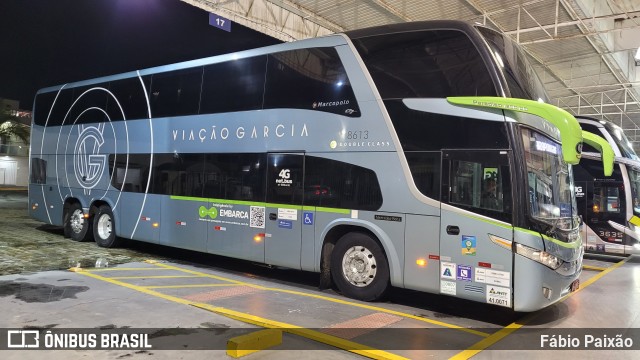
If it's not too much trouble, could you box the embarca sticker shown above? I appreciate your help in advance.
[198,204,264,228]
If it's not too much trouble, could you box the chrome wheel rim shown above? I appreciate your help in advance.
[70,209,85,234]
[341,246,377,287]
[97,214,112,240]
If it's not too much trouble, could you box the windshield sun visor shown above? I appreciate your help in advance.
[581,130,615,176]
[447,97,583,165]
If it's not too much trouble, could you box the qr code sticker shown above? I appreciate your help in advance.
[250,206,265,228]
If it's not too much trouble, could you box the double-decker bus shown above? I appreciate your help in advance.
[30,21,585,311]
[574,116,640,255]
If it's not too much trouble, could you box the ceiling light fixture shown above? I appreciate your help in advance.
[635,47,640,66]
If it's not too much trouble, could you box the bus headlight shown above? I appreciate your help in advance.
[515,243,563,270]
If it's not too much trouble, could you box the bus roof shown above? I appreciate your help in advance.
[345,19,480,39]
[36,33,351,95]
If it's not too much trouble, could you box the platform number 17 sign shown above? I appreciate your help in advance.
[209,13,231,32]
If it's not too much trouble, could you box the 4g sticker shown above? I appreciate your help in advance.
[276,169,292,187]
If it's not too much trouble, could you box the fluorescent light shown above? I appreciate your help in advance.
[636,47,640,66]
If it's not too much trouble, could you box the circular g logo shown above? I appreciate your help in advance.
[74,124,107,194]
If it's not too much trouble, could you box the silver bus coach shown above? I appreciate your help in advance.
[30,20,588,311]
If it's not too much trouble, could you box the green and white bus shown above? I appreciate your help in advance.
[575,116,640,255]
[30,21,585,311]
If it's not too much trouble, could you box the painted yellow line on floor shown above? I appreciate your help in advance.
[82,267,169,272]
[110,275,204,280]
[72,268,407,360]
[227,329,282,358]
[193,303,408,360]
[582,264,607,271]
[144,284,239,289]
[145,261,248,286]
[145,261,489,338]
[450,256,630,360]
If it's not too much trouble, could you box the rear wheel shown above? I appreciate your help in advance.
[64,202,91,242]
[330,232,390,301]
[93,205,121,248]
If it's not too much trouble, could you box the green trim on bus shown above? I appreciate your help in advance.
[514,227,581,249]
[514,227,541,238]
[582,130,615,176]
[447,96,583,165]
[463,212,512,230]
[541,234,581,249]
[170,195,351,214]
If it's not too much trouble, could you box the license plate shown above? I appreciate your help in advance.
[570,279,580,292]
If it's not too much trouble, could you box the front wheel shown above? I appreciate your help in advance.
[330,232,390,301]
[93,205,121,248]
[64,202,92,242]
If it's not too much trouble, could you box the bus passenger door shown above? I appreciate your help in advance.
[264,153,304,269]
[574,181,590,250]
[440,150,514,307]
[587,180,626,253]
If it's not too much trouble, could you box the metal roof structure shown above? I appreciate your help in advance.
[182,0,640,149]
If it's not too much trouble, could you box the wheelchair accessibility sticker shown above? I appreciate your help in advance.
[303,212,314,225]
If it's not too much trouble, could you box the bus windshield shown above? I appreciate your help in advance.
[627,167,640,217]
[522,128,578,232]
[603,122,639,161]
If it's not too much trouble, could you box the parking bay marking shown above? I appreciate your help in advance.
[143,260,491,338]
[71,267,407,360]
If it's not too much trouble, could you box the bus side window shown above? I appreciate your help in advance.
[263,48,359,117]
[200,56,267,115]
[304,156,383,211]
[149,67,203,118]
[592,185,622,213]
[405,151,440,200]
[448,156,511,223]
[203,153,265,202]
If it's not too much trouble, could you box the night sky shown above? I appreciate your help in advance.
[0,0,280,110]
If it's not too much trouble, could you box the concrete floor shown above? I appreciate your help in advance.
[1,190,639,359]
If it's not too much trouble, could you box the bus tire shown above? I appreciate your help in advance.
[64,202,92,242]
[330,232,390,301]
[93,205,121,248]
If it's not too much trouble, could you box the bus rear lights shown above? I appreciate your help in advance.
[542,287,553,300]
[416,258,427,267]
[254,233,265,243]
[152,223,159,228]
[31,203,38,210]
[515,243,563,270]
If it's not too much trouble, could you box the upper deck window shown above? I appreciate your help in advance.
[351,29,496,99]
[476,27,547,102]
[263,48,360,117]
